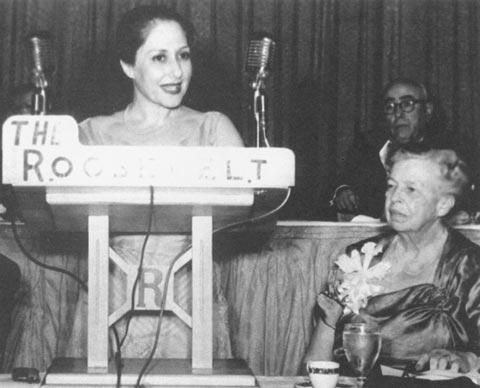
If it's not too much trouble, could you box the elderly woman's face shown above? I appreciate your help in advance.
[385,158,450,232]
[121,20,192,109]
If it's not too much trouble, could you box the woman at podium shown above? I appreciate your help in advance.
[71,5,244,361]
[79,6,243,148]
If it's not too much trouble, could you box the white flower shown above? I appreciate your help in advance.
[334,242,390,314]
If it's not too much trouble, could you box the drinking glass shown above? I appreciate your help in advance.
[342,322,382,387]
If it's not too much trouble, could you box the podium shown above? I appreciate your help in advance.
[2,116,295,386]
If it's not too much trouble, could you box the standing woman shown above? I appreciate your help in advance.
[69,5,243,360]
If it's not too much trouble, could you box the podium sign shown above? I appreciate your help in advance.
[3,115,294,188]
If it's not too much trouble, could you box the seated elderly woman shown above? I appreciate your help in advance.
[304,145,480,373]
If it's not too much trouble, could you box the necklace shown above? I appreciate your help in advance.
[123,102,183,131]
[122,104,171,134]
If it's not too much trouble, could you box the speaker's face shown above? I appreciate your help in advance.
[122,20,192,110]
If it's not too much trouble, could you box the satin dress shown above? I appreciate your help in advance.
[336,228,480,360]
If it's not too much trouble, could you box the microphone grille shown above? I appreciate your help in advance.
[27,32,54,74]
[246,37,275,73]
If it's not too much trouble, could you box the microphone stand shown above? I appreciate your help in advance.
[251,77,270,148]
[32,72,48,115]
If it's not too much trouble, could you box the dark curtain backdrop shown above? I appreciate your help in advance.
[1,0,480,220]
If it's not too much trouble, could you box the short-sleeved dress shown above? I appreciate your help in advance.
[67,107,243,359]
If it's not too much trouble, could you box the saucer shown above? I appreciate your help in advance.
[295,376,356,388]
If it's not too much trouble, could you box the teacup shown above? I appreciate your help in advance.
[306,360,339,388]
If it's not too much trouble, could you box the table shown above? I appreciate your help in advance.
[2,221,480,378]
[0,374,306,388]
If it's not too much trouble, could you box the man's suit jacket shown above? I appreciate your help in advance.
[336,130,387,219]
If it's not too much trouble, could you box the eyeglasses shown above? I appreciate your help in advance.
[383,98,426,115]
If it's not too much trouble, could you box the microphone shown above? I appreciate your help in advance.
[27,32,54,114]
[27,32,54,88]
[246,36,275,89]
[245,35,275,147]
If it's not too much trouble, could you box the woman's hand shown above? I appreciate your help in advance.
[415,349,478,373]
[315,292,344,329]
[303,292,344,365]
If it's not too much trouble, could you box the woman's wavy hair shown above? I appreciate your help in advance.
[116,5,195,65]
[386,144,472,214]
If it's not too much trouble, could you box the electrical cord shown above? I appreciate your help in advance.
[6,186,88,291]
[8,185,151,387]
[114,186,154,388]
[118,186,154,347]
[111,325,122,388]
[10,219,88,292]
[135,241,191,387]
[134,187,292,387]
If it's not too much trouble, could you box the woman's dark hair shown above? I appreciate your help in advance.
[116,5,195,65]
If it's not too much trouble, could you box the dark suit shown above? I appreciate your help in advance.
[335,130,388,219]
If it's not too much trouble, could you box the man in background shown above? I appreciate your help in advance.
[331,78,476,222]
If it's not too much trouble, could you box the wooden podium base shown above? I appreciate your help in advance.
[44,358,258,387]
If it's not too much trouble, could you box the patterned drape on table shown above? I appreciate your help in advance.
[1,0,480,219]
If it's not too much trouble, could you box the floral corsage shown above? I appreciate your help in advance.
[328,241,391,314]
